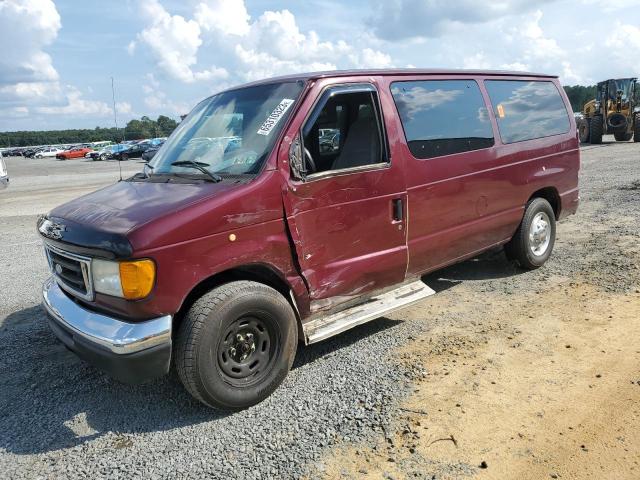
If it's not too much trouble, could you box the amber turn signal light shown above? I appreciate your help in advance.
[119,259,156,300]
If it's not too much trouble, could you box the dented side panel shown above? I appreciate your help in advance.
[278,76,409,306]
[86,170,310,320]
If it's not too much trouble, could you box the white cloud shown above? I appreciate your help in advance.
[116,102,133,115]
[142,74,191,115]
[194,0,250,36]
[0,0,133,123]
[0,81,110,117]
[462,53,492,69]
[36,87,112,116]
[0,0,60,84]
[605,22,640,71]
[352,48,393,69]
[368,0,556,40]
[132,0,392,86]
[134,0,228,83]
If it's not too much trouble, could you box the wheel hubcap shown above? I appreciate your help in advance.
[217,316,275,384]
[529,211,551,256]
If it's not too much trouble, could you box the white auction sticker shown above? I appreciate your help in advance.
[257,99,295,136]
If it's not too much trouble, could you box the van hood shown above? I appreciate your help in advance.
[49,180,236,234]
[40,171,284,257]
[41,180,238,257]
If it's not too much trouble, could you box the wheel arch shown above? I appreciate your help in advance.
[173,263,304,339]
[528,187,561,220]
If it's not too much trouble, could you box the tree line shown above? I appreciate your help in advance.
[0,115,179,147]
[563,85,597,113]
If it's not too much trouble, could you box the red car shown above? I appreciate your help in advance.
[56,147,92,160]
[39,69,579,409]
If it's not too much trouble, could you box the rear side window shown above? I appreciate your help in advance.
[390,80,494,159]
[484,80,570,143]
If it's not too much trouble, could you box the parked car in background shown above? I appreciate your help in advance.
[4,148,23,156]
[56,147,92,160]
[0,154,8,188]
[38,69,579,410]
[141,141,165,161]
[23,147,43,158]
[91,141,114,150]
[86,145,112,161]
[85,144,128,161]
[35,147,65,158]
[111,142,150,161]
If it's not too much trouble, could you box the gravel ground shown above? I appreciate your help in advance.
[0,138,638,479]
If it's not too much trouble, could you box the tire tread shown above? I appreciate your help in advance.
[590,114,603,144]
[175,281,295,409]
[505,198,556,270]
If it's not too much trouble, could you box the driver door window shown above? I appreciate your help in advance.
[301,86,386,176]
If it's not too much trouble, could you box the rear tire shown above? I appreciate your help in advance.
[121,153,129,161]
[175,281,298,410]
[505,198,556,270]
[578,117,590,143]
[634,113,640,142]
[614,132,632,142]
[590,114,603,144]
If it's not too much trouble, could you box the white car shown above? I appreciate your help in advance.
[0,154,8,189]
[35,147,64,158]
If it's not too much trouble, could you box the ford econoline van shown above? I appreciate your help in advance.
[39,69,579,409]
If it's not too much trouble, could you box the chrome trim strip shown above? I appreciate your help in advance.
[42,277,172,355]
[44,243,95,301]
[304,161,390,181]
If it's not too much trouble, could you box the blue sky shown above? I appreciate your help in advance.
[1,0,639,131]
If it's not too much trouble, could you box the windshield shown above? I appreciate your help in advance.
[617,79,633,100]
[150,81,304,176]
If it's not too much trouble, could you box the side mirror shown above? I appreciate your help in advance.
[289,133,303,180]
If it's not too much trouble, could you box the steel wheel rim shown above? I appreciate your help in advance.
[529,211,551,256]
[216,315,278,386]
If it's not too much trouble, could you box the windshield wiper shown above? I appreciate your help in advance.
[170,160,222,182]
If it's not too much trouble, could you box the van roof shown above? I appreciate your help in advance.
[229,68,558,91]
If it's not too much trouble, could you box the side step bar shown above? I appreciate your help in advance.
[303,281,436,344]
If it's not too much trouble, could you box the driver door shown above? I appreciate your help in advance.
[282,83,408,309]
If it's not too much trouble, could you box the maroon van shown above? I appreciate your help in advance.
[39,69,579,409]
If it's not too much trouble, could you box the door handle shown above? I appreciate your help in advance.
[392,198,403,221]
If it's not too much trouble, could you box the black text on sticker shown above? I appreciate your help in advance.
[257,99,295,136]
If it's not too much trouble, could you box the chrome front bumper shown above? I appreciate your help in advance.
[42,277,172,382]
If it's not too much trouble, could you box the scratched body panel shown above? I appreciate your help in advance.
[279,75,409,303]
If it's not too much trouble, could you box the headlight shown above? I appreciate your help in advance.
[92,258,155,300]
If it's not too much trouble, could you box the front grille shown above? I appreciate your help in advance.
[45,244,94,301]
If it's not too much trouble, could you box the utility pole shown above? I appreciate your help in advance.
[111,77,124,143]
[111,77,123,181]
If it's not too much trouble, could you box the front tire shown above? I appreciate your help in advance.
[175,281,298,410]
[590,114,603,144]
[505,198,556,270]
[634,113,640,142]
[578,117,590,143]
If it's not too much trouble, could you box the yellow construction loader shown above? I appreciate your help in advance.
[578,78,639,144]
